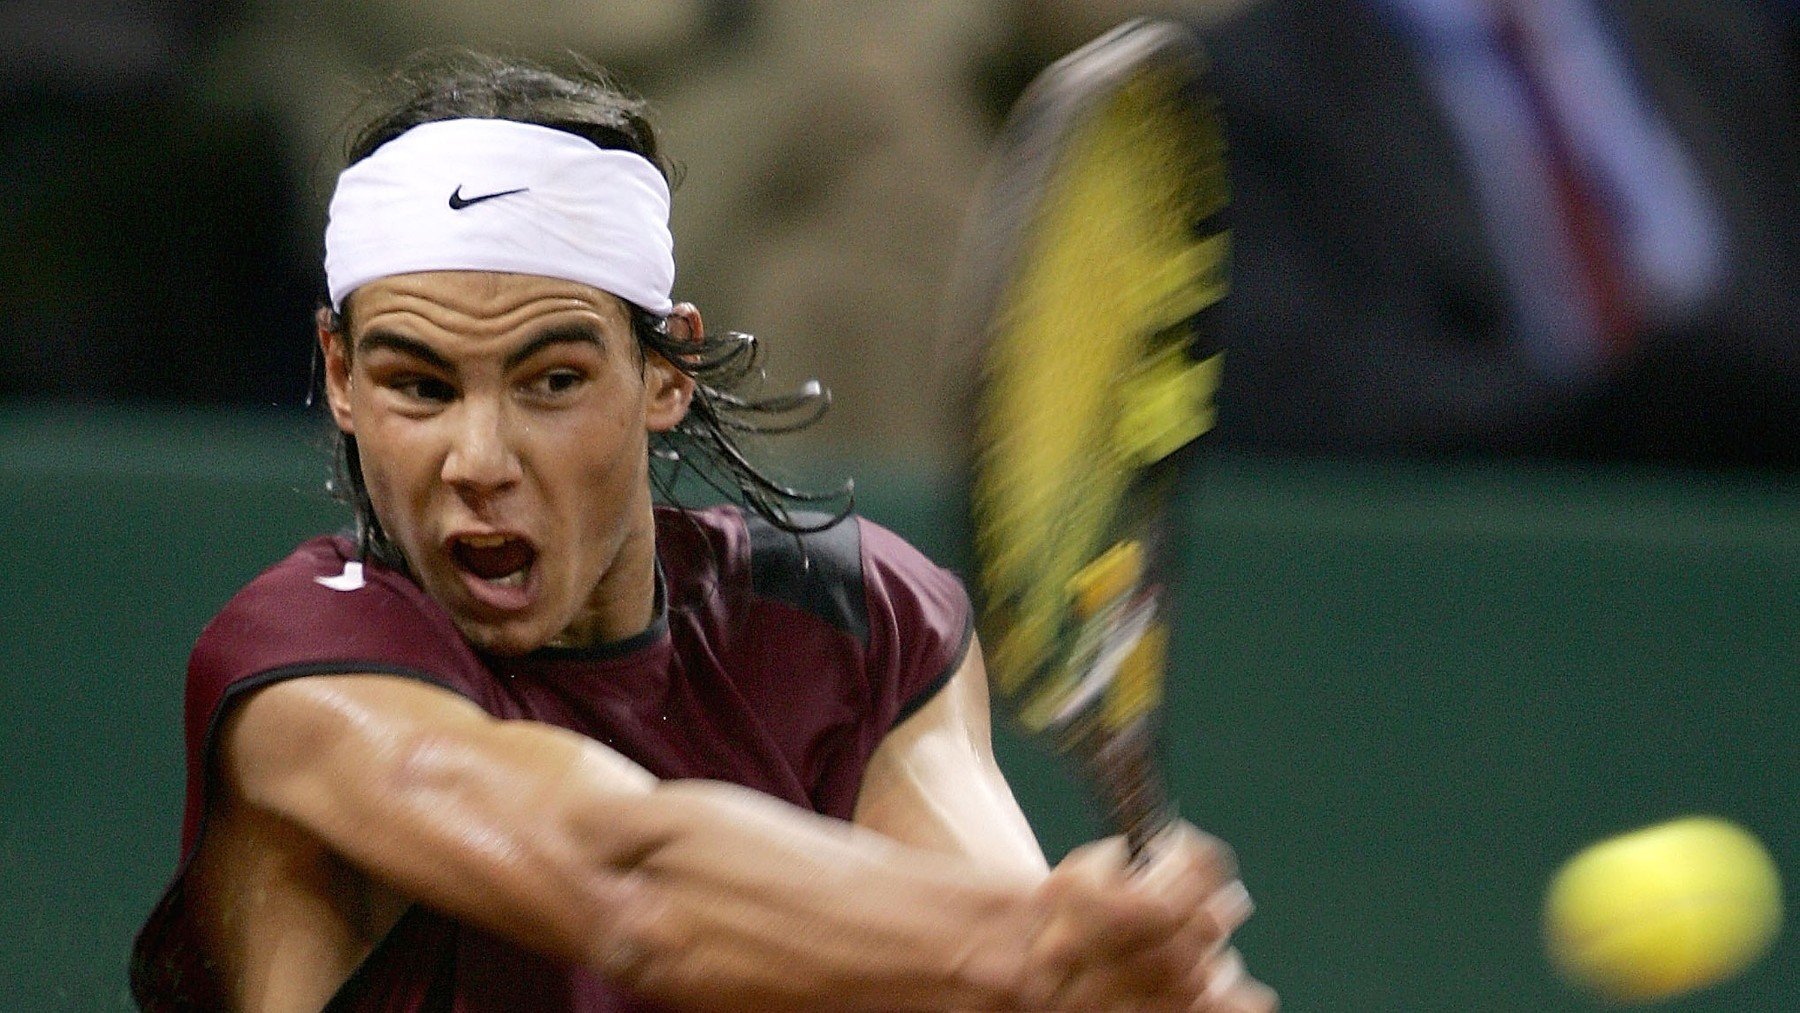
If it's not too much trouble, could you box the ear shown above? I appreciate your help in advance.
[644,303,700,433]
[318,306,356,435]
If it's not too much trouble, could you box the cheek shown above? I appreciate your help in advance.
[547,409,651,530]
[351,415,441,535]
[572,416,648,496]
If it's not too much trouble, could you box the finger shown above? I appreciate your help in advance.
[1188,948,1279,1013]
[1035,842,1256,995]
[1127,828,1242,948]
[1113,870,1255,984]
[1055,834,1134,882]
[1189,878,1255,951]
[1218,978,1281,1013]
[1136,829,1256,952]
[1202,947,1247,999]
[1028,893,1162,975]
[1024,900,1191,1007]
[1108,878,1255,997]
[1036,959,1196,1013]
[1029,831,1257,1007]
[1136,823,1238,896]
[1038,845,1195,960]
[1200,975,1280,1013]
[1042,950,1270,1013]
[1027,888,1244,1006]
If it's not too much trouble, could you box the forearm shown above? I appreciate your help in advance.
[612,780,1045,1011]
[232,677,1043,1010]
[333,760,1041,1010]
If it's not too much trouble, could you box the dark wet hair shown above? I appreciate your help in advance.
[319,52,848,567]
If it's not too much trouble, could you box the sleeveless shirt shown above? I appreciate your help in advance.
[131,505,972,1011]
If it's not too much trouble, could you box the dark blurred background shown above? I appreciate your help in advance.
[4,0,1795,467]
[2,0,1794,1009]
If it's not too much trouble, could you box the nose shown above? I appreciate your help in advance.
[441,397,523,499]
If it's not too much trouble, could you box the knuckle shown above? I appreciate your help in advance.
[1203,880,1255,934]
[1192,834,1239,881]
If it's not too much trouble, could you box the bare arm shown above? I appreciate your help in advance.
[851,640,1279,1013]
[220,673,1041,1011]
[852,638,1047,874]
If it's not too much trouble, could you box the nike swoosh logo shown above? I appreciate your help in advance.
[314,561,367,592]
[448,185,529,210]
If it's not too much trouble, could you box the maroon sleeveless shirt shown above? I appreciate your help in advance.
[131,506,971,1011]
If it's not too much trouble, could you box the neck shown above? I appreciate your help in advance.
[550,505,660,649]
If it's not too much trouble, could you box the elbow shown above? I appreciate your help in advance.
[374,724,567,872]
[375,727,674,964]
[224,679,675,970]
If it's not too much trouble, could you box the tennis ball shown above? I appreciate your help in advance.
[1544,816,1783,1004]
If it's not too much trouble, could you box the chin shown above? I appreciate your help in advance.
[452,616,551,658]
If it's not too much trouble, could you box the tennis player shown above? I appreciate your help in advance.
[130,54,1275,1012]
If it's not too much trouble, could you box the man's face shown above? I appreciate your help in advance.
[322,271,692,655]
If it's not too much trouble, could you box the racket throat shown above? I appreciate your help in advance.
[1047,596,1159,728]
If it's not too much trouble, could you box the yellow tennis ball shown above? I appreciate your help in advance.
[1544,816,1784,1004]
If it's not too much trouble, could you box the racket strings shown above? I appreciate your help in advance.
[973,70,1225,724]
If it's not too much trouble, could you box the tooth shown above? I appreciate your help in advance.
[492,569,528,588]
[462,534,508,548]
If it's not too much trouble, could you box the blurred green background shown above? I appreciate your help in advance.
[2,404,1792,1009]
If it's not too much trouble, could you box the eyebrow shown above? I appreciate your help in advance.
[354,322,609,372]
[356,330,453,371]
[502,322,608,371]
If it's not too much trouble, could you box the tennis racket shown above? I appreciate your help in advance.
[948,19,1229,860]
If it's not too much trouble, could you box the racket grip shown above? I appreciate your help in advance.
[1085,721,1176,865]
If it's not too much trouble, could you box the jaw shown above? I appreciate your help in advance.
[559,505,662,646]
[449,611,560,658]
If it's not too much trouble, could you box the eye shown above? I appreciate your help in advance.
[525,368,588,401]
[393,375,457,404]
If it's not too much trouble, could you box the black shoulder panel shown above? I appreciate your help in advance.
[747,511,869,643]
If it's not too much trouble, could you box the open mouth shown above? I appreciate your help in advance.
[450,533,537,588]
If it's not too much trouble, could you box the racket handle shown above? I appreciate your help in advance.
[1085,721,1176,865]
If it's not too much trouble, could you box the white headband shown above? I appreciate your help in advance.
[324,118,674,314]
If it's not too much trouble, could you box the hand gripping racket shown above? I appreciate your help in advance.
[948,19,1229,860]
